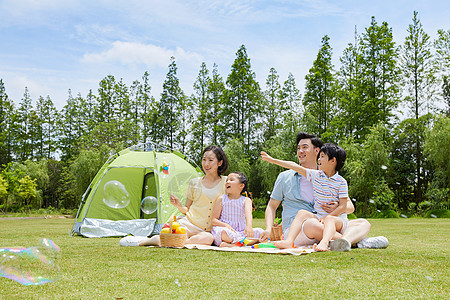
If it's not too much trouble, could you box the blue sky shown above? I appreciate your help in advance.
[1,0,449,109]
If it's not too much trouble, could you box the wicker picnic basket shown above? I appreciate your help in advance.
[270,225,283,241]
[160,216,187,248]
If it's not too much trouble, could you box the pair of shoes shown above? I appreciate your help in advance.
[119,236,145,247]
[357,236,389,249]
[329,238,351,252]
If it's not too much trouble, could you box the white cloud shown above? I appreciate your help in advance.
[81,41,203,68]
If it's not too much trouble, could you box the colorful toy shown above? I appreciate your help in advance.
[234,237,259,247]
[252,242,277,249]
[160,161,170,176]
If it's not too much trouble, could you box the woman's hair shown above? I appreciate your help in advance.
[203,145,228,175]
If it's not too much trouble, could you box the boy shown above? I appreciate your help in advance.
[261,143,348,251]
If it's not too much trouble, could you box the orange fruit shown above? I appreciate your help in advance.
[175,227,186,234]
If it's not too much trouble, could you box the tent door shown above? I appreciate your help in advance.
[141,171,158,220]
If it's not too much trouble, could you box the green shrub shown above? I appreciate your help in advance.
[424,209,450,218]
[372,209,400,218]
[252,210,265,219]
[348,213,357,219]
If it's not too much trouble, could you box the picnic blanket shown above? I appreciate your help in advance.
[156,244,315,256]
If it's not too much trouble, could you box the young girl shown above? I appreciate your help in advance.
[120,145,228,247]
[211,172,264,247]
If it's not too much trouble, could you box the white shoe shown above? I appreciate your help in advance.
[329,238,351,252]
[119,236,145,247]
[357,236,389,249]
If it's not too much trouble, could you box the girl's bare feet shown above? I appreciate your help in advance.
[313,241,330,252]
[273,240,295,249]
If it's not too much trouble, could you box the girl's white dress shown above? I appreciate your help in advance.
[211,194,263,246]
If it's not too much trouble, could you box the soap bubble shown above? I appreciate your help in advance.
[170,172,202,204]
[0,239,61,286]
[141,196,158,214]
[103,180,130,209]
[157,155,174,179]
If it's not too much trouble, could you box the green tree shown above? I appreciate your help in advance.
[263,67,282,141]
[360,17,400,127]
[0,174,8,212]
[434,29,450,115]
[130,72,158,144]
[335,29,365,141]
[15,160,50,209]
[17,175,37,207]
[343,124,392,216]
[70,145,112,201]
[400,11,437,203]
[303,35,337,138]
[160,57,185,149]
[35,95,57,159]
[190,62,211,159]
[208,63,227,147]
[16,88,34,160]
[58,90,83,161]
[226,45,262,153]
[224,138,250,176]
[0,80,15,166]
[280,73,302,139]
[424,115,450,209]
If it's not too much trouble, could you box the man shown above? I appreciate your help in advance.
[260,132,388,251]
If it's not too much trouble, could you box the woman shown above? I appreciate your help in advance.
[120,145,228,246]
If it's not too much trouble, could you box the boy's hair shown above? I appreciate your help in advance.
[319,143,346,172]
[230,171,249,195]
[203,145,228,175]
[296,132,323,149]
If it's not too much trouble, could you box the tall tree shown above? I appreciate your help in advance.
[303,35,336,138]
[226,45,262,153]
[58,90,82,161]
[263,67,282,141]
[190,62,211,158]
[159,57,185,149]
[208,63,227,147]
[16,88,34,160]
[360,17,400,126]
[130,72,158,144]
[0,80,15,166]
[280,73,302,140]
[35,95,57,159]
[336,28,365,141]
[400,11,437,203]
[434,29,450,115]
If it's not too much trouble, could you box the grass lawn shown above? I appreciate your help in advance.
[0,217,449,299]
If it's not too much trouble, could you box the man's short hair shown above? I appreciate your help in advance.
[296,132,323,149]
[319,143,346,172]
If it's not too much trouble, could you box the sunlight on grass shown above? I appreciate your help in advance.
[0,218,449,298]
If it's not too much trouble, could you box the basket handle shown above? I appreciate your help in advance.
[169,215,177,234]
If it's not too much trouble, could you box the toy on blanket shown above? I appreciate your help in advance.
[252,242,278,249]
[234,237,260,247]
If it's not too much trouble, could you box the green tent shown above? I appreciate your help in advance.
[71,143,202,238]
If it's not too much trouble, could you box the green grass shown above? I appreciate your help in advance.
[0,218,449,299]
